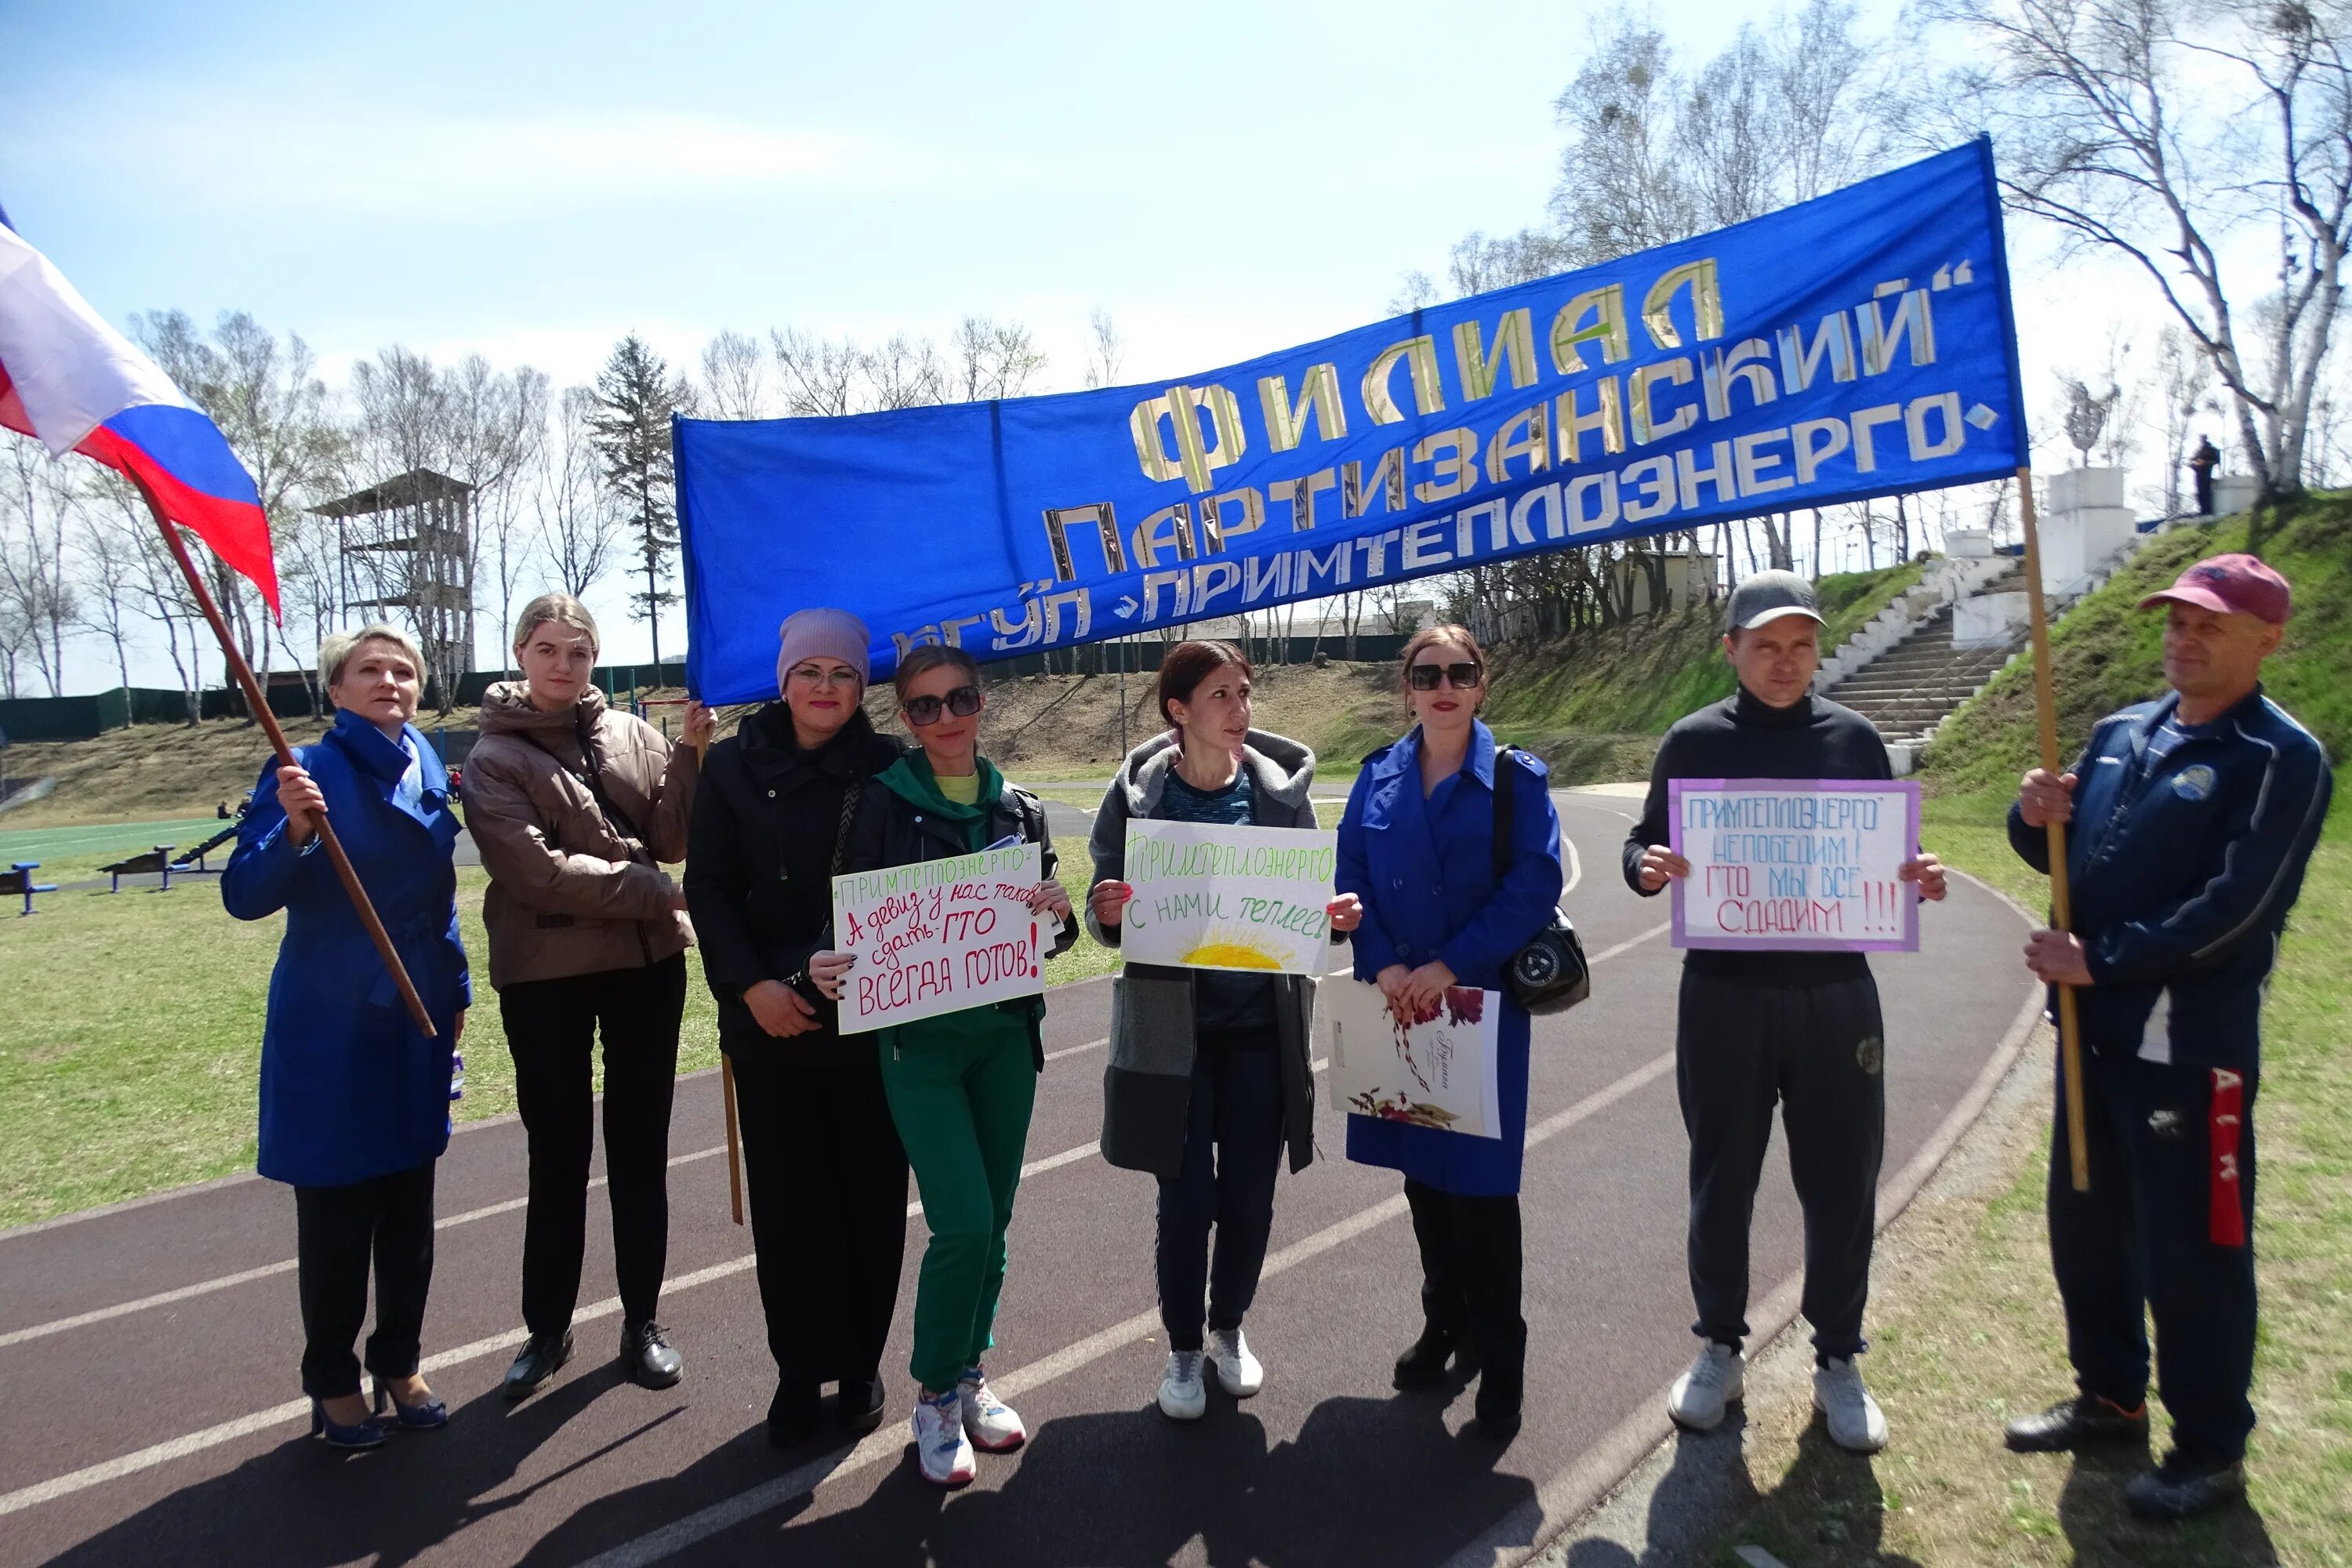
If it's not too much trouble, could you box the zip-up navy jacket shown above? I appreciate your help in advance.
[2009,685,2331,1069]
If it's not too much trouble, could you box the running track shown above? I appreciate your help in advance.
[0,790,2036,1566]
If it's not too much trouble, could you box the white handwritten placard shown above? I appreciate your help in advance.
[829,844,1047,1032]
[1121,820,1336,975]
[1320,978,1502,1140]
[1668,778,1922,953]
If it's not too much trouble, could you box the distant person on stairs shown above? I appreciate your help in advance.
[1623,570,1947,1455]
[2002,553,2329,1523]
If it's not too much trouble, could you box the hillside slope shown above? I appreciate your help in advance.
[1,561,1933,825]
[1922,495,2350,804]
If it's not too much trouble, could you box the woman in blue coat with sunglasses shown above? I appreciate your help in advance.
[1334,624,1563,1441]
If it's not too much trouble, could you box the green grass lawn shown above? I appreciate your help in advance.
[1708,809,2350,1568]
[0,865,1119,1229]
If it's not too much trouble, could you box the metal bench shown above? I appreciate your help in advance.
[98,846,179,893]
[172,823,240,873]
[2,862,58,916]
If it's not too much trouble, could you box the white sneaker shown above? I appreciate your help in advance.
[1203,1327,1263,1398]
[1813,1356,1889,1453]
[1157,1349,1207,1421]
[1667,1341,1746,1431]
[912,1388,975,1486]
[956,1365,1027,1453]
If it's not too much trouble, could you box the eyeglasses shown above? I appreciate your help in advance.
[789,664,860,689]
[1406,662,1483,691]
[904,684,982,726]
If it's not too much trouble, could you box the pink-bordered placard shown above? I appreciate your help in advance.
[1668,778,1922,953]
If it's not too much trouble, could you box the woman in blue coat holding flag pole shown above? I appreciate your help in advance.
[1334,624,1563,1441]
[223,623,471,1450]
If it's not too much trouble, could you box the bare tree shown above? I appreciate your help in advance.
[950,317,1048,401]
[73,490,143,690]
[771,327,864,416]
[1936,0,2352,499]
[443,358,549,677]
[132,310,342,695]
[699,328,774,419]
[0,433,79,695]
[537,386,625,600]
[1082,308,1125,390]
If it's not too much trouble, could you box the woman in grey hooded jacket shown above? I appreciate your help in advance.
[1087,640,1357,1422]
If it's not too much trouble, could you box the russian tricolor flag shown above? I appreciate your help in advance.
[0,207,278,613]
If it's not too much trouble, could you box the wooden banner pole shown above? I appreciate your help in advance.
[143,491,437,1037]
[2015,465,2090,1192]
[690,723,745,1227]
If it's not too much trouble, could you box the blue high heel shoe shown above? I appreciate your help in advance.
[372,1381,448,1431]
[310,1397,388,1450]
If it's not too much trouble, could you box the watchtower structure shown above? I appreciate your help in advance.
[314,469,477,692]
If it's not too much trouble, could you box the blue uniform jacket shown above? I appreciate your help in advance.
[1336,722,1564,1196]
[223,710,472,1188]
[2009,687,2330,1069]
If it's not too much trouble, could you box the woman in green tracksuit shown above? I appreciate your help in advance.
[814,643,1076,1488]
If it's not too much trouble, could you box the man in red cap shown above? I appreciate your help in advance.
[2002,553,2331,1519]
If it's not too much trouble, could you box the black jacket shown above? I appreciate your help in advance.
[840,764,1082,1069]
[1624,685,1893,985]
[2008,686,2331,1067]
[684,703,902,1052]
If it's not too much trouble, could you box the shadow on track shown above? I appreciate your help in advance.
[36,1363,672,1567]
[537,1385,1538,1566]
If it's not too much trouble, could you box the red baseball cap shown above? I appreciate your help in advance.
[2138,553,2292,626]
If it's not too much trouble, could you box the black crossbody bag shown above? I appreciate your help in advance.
[1492,746,1591,1014]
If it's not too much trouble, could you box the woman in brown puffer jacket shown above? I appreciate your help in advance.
[459,592,713,1402]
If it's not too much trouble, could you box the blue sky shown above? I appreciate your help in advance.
[1,0,1743,392]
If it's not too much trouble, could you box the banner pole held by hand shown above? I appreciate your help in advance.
[689,710,746,1227]
[2016,466,2090,1192]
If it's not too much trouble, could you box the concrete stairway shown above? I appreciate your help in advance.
[1825,562,2029,749]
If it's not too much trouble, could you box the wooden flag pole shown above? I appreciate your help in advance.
[2015,466,2090,1192]
[691,724,746,1227]
[141,487,437,1037]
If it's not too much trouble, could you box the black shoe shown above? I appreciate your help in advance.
[2003,1392,2150,1453]
[502,1330,575,1402]
[1470,1365,1523,1442]
[619,1320,684,1389]
[768,1381,822,1448]
[2125,1454,2247,1520]
[837,1377,887,1431]
[1393,1327,1468,1390]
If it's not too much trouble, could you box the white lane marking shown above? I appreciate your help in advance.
[0,1127,1127,1519]
[1561,830,1583,895]
[0,927,1675,1519]
[0,924,1661,1352]
[0,1145,733,1352]
[575,1034,1678,1568]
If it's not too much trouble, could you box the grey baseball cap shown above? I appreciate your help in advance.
[1724,569,1825,633]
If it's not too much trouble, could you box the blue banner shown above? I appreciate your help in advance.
[677,138,2027,702]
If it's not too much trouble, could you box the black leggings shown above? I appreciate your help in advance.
[294,1161,436,1399]
[500,954,688,1336]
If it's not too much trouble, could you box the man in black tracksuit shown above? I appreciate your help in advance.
[1623,570,1947,1454]
[2002,553,2331,1520]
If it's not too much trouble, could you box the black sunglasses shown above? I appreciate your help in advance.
[904,684,982,726]
[1406,661,1483,691]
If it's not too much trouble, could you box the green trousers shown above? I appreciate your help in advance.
[877,1011,1038,1393]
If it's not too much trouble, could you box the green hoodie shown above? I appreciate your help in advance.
[873,751,1040,1054]
[875,752,1005,850]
